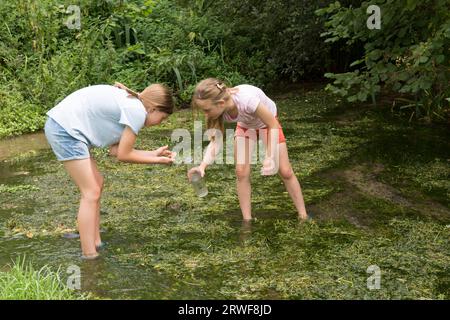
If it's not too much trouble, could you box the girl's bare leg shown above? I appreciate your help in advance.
[63,159,102,256]
[277,143,308,219]
[89,158,103,247]
[234,137,255,221]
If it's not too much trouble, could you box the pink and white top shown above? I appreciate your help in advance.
[223,85,277,129]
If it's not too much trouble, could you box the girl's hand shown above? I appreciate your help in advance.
[114,82,127,90]
[109,144,118,157]
[261,157,277,176]
[156,156,174,165]
[155,145,176,159]
[187,166,205,182]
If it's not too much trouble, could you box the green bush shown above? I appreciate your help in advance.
[0,85,46,138]
[184,0,334,83]
[0,0,253,137]
[317,0,450,122]
[1,0,448,138]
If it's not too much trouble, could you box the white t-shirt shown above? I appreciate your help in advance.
[47,85,147,147]
[223,84,277,129]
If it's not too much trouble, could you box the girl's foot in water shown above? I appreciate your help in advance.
[62,232,80,239]
[81,252,100,260]
[298,212,313,222]
[96,241,107,250]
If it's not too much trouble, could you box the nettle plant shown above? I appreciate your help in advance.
[316,0,450,122]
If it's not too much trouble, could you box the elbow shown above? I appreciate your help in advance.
[268,121,280,130]
[109,145,118,157]
[117,152,130,162]
[269,120,279,129]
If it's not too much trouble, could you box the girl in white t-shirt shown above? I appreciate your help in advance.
[188,78,309,221]
[45,82,175,259]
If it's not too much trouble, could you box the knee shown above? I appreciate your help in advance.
[81,186,102,202]
[235,166,250,181]
[98,176,104,191]
[279,166,294,180]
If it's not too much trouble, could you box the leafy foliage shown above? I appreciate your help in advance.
[317,0,450,122]
[0,0,252,138]
[1,0,448,138]
[182,0,334,83]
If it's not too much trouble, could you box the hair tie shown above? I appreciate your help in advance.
[216,83,225,92]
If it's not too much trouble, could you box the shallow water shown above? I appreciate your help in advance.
[1,93,449,299]
[0,150,304,299]
[0,145,274,299]
[0,134,176,299]
[0,234,180,299]
[0,132,49,161]
[0,209,287,299]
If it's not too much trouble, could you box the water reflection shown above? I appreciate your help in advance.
[0,132,49,160]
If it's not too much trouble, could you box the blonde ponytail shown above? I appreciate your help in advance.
[114,82,140,98]
[206,115,224,141]
[114,82,174,114]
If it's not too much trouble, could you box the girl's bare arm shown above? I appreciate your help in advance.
[254,103,280,159]
[115,127,173,164]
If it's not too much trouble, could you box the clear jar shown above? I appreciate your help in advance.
[190,172,208,198]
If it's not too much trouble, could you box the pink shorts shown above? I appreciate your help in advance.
[235,117,286,144]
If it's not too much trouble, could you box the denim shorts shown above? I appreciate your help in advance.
[44,117,91,161]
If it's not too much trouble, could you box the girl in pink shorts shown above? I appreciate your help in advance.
[188,78,309,221]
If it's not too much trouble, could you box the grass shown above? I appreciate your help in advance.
[0,85,449,299]
[0,184,39,194]
[0,258,90,300]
